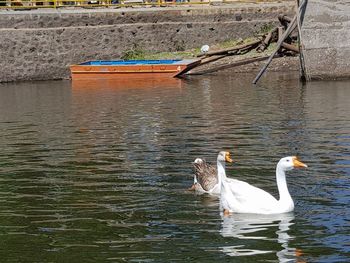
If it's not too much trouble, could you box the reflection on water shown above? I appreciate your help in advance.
[220,213,297,262]
[0,73,350,262]
[71,77,184,90]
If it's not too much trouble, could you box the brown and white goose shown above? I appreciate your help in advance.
[190,151,233,194]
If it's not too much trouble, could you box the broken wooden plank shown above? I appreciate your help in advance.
[197,39,261,58]
[278,14,293,29]
[199,55,228,66]
[187,55,275,75]
[278,27,284,42]
[175,55,227,76]
[257,27,277,52]
[252,0,307,84]
[281,42,299,53]
[252,14,298,84]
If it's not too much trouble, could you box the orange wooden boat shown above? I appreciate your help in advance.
[70,59,200,80]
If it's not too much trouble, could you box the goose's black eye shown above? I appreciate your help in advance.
[286,160,290,162]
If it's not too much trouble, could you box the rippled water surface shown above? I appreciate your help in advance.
[0,73,350,262]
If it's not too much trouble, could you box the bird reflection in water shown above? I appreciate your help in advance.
[220,213,304,262]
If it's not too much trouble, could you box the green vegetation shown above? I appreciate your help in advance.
[121,47,198,60]
[259,24,275,34]
[216,37,256,49]
[121,49,146,60]
[121,37,276,60]
[138,50,198,60]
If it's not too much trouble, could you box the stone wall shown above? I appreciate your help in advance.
[301,0,350,80]
[0,3,294,82]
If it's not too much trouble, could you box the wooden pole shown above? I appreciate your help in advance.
[295,0,308,80]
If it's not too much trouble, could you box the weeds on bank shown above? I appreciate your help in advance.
[121,36,276,60]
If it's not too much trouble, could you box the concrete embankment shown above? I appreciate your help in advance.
[301,0,350,80]
[0,3,294,82]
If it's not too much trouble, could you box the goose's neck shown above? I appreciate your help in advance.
[217,160,226,185]
[276,166,292,204]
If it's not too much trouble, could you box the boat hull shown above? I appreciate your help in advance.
[70,59,200,80]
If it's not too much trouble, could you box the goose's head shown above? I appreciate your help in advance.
[278,156,307,171]
[193,158,204,164]
[200,44,210,53]
[217,151,233,163]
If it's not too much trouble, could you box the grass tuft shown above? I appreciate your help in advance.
[120,37,275,60]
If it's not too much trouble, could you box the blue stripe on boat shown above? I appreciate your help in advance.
[80,60,181,66]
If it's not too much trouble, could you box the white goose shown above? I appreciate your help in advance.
[220,156,307,215]
[190,151,233,194]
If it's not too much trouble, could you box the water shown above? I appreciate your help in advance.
[0,72,349,262]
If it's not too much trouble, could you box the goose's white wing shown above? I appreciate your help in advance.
[223,179,279,213]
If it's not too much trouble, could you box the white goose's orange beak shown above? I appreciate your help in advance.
[292,156,307,168]
[225,152,233,163]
